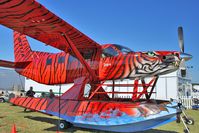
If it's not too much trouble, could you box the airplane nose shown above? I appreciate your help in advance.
[180,52,192,61]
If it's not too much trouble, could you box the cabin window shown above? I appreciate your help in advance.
[58,56,65,63]
[113,44,133,54]
[102,47,118,58]
[81,49,94,59]
[46,58,52,65]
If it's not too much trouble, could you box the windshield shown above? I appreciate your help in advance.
[102,47,118,57]
[113,44,133,54]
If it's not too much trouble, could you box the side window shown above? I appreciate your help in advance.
[46,58,52,65]
[58,56,65,63]
[81,50,93,59]
[102,47,118,58]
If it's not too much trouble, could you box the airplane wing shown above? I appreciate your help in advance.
[0,60,15,68]
[0,0,101,80]
[0,59,31,69]
[0,0,100,53]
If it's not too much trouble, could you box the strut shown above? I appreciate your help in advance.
[88,77,159,101]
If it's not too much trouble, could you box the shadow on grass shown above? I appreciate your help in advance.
[24,116,178,133]
[0,116,5,118]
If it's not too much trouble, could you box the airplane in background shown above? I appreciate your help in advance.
[0,0,192,132]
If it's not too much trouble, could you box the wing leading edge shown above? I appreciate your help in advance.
[0,0,101,80]
[0,60,15,68]
[0,0,101,52]
[0,59,30,69]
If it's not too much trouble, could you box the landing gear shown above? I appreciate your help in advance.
[59,120,72,130]
[184,117,194,125]
[0,98,5,103]
[172,99,195,133]
[184,128,190,133]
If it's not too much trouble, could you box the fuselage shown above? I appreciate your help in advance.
[15,44,180,85]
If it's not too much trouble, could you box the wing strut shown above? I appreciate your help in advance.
[61,33,97,81]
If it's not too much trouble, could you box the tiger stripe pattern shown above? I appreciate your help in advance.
[0,0,100,54]
[14,31,89,84]
[0,1,180,85]
[13,35,180,85]
[99,44,180,81]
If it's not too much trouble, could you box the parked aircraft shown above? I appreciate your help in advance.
[0,0,192,132]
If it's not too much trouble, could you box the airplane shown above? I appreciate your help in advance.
[0,0,192,132]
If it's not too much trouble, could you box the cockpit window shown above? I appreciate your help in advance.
[113,44,133,54]
[102,47,118,58]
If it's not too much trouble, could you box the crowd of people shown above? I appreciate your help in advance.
[24,87,56,111]
[25,87,55,98]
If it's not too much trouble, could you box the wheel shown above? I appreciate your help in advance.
[59,120,71,130]
[185,117,194,125]
[0,98,5,103]
[184,128,189,133]
[193,98,199,104]
[176,113,181,123]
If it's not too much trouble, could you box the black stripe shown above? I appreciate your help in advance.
[0,3,42,19]
[39,98,47,110]
[46,98,54,109]
[7,0,26,9]
[26,98,33,108]
[84,101,90,113]
[72,101,80,113]
[0,0,11,5]
[34,98,43,110]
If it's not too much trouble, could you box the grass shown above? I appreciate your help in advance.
[0,103,198,133]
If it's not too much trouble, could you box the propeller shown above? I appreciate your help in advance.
[177,26,192,69]
[178,27,184,53]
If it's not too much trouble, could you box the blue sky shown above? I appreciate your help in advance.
[0,0,199,83]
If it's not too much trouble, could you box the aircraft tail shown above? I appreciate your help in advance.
[14,31,33,62]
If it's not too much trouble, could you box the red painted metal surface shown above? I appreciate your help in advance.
[0,0,180,86]
[0,1,181,132]
[0,0,180,103]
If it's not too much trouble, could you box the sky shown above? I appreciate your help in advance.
[0,68,24,89]
[0,0,199,86]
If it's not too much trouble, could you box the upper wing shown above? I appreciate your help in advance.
[0,0,101,53]
[0,0,101,80]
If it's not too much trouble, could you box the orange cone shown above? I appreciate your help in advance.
[11,124,17,133]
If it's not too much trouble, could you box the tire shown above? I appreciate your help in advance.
[59,120,71,130]
[185,117,194,125]
[0,98,5,103]
[184,128,189,133]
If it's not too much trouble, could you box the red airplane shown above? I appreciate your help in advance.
[0,0,192,132]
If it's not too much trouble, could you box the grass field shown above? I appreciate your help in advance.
[0,103,198,133]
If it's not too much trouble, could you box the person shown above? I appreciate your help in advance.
[49,89,55,98]
[40,92,46,98]
[24,87,35,111]
[26,87,35,97]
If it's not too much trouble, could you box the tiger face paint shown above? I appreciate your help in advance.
[131,51,180,77]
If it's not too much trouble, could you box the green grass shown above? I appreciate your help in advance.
[0,103,198,133]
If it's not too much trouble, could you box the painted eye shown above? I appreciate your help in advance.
[147,52,155,57]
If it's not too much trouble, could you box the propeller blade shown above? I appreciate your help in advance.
[178,27,184,53]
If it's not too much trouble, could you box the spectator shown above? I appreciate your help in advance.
[49,89,55,98]
[24,87,35,111]
[40,92,46,98]
[26,87,35,97]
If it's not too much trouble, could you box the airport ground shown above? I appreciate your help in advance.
[0,103,198,133]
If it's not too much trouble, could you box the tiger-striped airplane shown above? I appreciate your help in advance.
[0,0,192,132]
